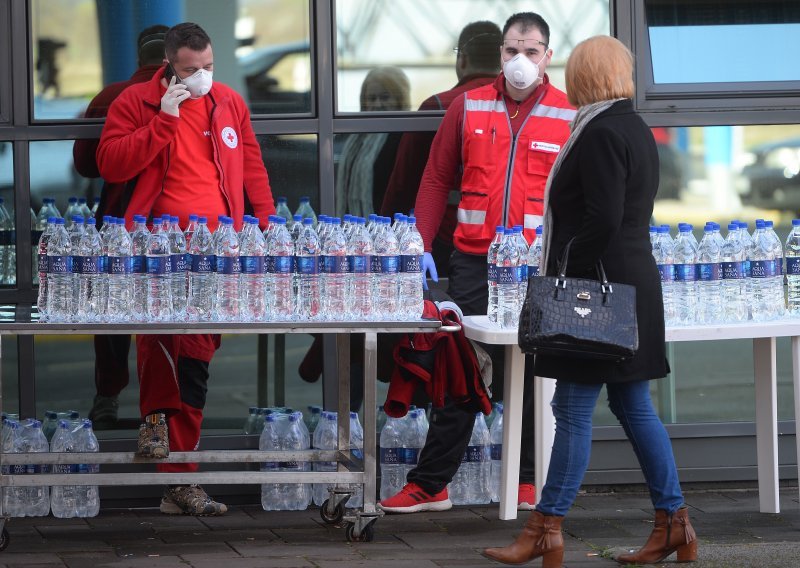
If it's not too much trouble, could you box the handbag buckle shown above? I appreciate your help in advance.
[576,291,591,301]
[555,278,567,289]
[601,283,613,294]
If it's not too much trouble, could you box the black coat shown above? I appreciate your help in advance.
[533,99,668,384]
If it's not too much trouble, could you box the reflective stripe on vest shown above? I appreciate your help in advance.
[530,104,577,122]
[464,99,505,113]
[524,214,543,230]
[457,208,486,225]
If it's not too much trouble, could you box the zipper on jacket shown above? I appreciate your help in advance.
[160,143,171,196]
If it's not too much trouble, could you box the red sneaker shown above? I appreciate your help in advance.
[517,483,536,511]
[378,482,453,514]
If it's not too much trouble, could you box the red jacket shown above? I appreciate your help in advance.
[96,65,275,231]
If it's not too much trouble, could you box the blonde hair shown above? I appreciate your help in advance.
[565,36,634,108]
[359,66,411,111]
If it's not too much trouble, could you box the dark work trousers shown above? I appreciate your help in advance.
[93,335,131,397]
[407,250,536,494]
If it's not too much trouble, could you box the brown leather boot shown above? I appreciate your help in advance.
[616,507,697,564]
[483,511,564,567]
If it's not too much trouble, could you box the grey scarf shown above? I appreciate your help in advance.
[540,98,624,272]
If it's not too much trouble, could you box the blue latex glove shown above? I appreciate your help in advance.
[421,252,438,291]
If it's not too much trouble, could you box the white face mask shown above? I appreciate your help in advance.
[181,68,213,98]
[503,53,541,90]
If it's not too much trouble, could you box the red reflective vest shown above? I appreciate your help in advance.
[455,83,574,253]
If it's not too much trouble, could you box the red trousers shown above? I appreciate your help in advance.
[136,334,219,473]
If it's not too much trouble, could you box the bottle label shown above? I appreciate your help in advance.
[52,463,76,474]
[109,256,133,275]
[191,254,215,273]
[527,265,539,278]
[24,464,50,474]
[697,262,721,282]
[37,253,47,272]
[776,258,784,275]
[786,257,800,275]
[48,255,72,274]
[400,254,422,273]
[216,256,241,275]
[261,461,280,472]
[131,255,146,274]
[490,443,502,461]
[370,254,382,274]
[488,264,498,283]
[240,255,264,274]
[323,255,348,274]
[657,264,674,282]
[745,259,752,278]
[271,255,293,274]
[350,255,368,274]
[750,260,776,278]
[99,255,108,274]
[402,447,419,466]
[9,464,25,475]
[673,263,696,282]
[497,266,521,284]
[516,265,527,281]
[380,447,401,465]
[722,261,746,280]
[78,255,102,275]
[171,253,188,273]
[296,256,319,275]
[279,460,301,471]
[380,255,399,274]
[146,256,172,275]
[463,445,483,463]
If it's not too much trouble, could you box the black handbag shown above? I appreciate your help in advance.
[518,238,638,361]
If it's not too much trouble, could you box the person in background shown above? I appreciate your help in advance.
[73,24,169,429]
[97,22,275,516]
[483,36,696,567]
[378,12,574,514]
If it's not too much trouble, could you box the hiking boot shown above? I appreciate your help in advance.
[136,413,169,458]
[160,484,228,516]
[518,483,536,511]
[88,395,119,429]
[377,482,452,513]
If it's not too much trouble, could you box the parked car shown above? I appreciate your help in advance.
[739,137,800,212]
[239,40,311,115]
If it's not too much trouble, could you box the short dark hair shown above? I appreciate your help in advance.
[502,12,550,46]
[164,22,211,62]
[137,24,169,66]
[457,21,502,71]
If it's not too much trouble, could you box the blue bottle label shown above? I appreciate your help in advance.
[279,460,300,470]
[750,260,776,278]
[697,262,721,282]
[402,447,419,466]
[380,255,399,274]
[786,257,800,276]
[657,264,674,282]
[261,461,279,472]
[191,254,215,273]
[497,266,520,284]
[370,254,382,274]
[216,256,241,275]
[400,254,422,273]
[488,264,498,282]
[79,255,102,275]
[48,255,72,274]
[744,260,751,278]
[673,263,696,282]
[350,255,368,274]
[380,447,402,465]
[323,255,348,274]
[240,255,264,275]
[490,443,502,461]
[722,261,746,280]
[516,265,527,281]
[146,256,171,275]
[37,253,47,271]
[775,258,784,275]
[296,256,319,275]
[464,445,483,463]
[131,255,146,274]
[172,253,188,273]
[272,255,293,274]
[527,265,539,278]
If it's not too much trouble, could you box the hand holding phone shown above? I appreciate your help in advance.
[161,75,191,117]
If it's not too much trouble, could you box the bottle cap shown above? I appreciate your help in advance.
[198,216,207,223]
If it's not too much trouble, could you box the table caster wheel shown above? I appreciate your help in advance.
[320,499,345,525]
[0,527,10,551]
[345,522,374,542]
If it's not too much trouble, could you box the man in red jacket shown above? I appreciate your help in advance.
[379,12,575,514]
[97,22,276,516]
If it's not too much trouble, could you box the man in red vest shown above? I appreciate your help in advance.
[379,12,575,514]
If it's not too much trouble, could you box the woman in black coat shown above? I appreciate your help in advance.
[484,36,697,567]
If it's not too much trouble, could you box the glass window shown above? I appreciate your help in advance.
[335,0,610,113]
[30,0,311,120]
[258,134,320,218]
[0,142,15,287]
[645,0,800,84]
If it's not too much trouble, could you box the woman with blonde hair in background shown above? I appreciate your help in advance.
[483,35,696,567]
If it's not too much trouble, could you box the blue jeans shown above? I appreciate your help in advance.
[536,380,684,517]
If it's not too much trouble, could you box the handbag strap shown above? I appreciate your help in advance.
[556,237,613,294]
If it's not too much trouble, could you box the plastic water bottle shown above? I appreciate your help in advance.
[346,217,375,320]
[379,416,405,500]
[696,224,723,324]
[322,218,348,320]
[91,196,100,216]
[290,214,304,243]
[489,403,504,502]
[673,224,698,325]
[266,217,295,321]
[295,218,322,320]
[214,217,241,321]
[512,226,529,307]
[49,419,79,518]
[750,221,776,321]
[129,216,150,321]
[240,217,267,321]
[487,226,504,323]
[260,414,282,510]
[281,413,311,510]
[76,218,104,322]
[106,219,133,322]
[496,229,522,329]
[145,217,173,321]
[764,220,785,318]
[78,197,92,219]
[785,219,800,317]
[295,196,318,225]
[2,421,26,517]
[347,412,364,508]
[75,419,100,517]
[275,196,293,222]
[36,218,56,319]
[168,216,188,319]
[184,214,198,245]
[403,409,427,481]
[527,225,543,278]
[63,197,79,228]
[649,225,657,246]
[397,217,424,320]
[450,414,490,505]
[312,411,338,506]
[652,226,676,326]
[306,405,322,435]
[185,217,215,321]
[22,420,50,516]
[722,223,748,322]
[46,218,73,322]
[373,218,400,319]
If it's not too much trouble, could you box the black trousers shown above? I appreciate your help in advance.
[407,250,536,494]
